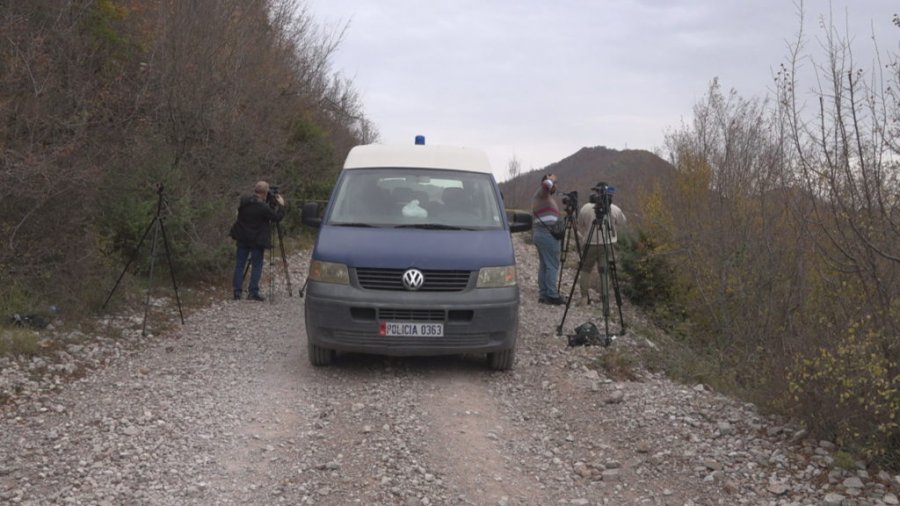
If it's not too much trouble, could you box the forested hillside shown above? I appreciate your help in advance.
[1,0,373,310]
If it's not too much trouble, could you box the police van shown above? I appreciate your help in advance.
[301,137,532,370]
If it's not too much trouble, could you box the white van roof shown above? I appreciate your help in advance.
[343,144,493,174]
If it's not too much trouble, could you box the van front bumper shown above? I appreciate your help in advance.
[304,282,519,356]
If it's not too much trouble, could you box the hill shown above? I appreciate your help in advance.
[499,146,676,226]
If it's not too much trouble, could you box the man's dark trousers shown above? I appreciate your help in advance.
[233,242,265,298]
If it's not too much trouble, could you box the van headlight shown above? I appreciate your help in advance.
[309,260,350,285]
[476,265,517,288]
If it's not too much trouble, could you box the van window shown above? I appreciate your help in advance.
[328,168,504,229]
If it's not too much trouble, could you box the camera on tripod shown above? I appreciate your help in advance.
[266,185,281,207]
[555,179,626,343]
[588,182,614,213]
[560,190,578,214]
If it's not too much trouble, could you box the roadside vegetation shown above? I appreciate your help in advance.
[621,12,900,469]
[1,0,374,318]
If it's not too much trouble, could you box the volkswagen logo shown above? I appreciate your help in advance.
[402,269,425,291]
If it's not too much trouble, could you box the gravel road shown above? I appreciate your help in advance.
[1,235,898,505]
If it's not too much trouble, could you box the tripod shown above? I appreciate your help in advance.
[102,183,185,336]
[266,221,293,300]
[238,220,293,301]
[556,207,584,294]
[556,199,625,345]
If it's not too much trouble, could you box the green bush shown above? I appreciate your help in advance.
[619,230,676,309]
[0,328,40,357]
[96,165,235,280]
[788,327,900,467]
[0,283,36,319]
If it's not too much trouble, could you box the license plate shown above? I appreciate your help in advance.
[379,321,444,337]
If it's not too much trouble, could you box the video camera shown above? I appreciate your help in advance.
[560,190,578,213]
[588,182,614,216]
[266,185,281,207]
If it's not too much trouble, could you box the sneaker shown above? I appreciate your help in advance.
[538,297,548,304]
[248,293,265,302]
[233,291,242,300]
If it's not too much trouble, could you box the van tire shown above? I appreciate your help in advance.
[308,342,334,366]
[488,347,515,371]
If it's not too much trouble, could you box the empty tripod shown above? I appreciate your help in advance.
[102,183,185,336]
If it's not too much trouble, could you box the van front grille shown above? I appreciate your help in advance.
[355,268,471,292]
[350,308,473,322]
[377,309,446,321]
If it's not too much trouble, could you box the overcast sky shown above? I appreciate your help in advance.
[305,0,898,181]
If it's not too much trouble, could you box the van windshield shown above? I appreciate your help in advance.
[327,168,505,229]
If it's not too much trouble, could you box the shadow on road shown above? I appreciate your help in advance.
[305,352,502,376]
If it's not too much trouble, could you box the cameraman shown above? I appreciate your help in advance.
[229,181,285,301]
[575,198,626,307]
[532,174,565,305]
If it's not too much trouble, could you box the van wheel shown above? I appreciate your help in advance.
[488,347,515,371]
[308,342,334,366]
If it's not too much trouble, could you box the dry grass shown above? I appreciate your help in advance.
[596,349,640,381]
[0,328,41,357]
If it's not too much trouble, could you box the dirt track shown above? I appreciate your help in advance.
[0,235,897,505]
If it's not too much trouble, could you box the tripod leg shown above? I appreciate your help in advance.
[267,244,275,302]
[557,215,582,294]
[157,215,185,324]
[607,240,626,335]
[298,277,309,298]
[600,217,626,341]
[596,221,614,340]
[556,221,597,336]
[571,217,583,262]
[601,250,610,318]
[556,220,568,293]
[276,222,293,296]
[101,212,157,310]
[142,217,161,337]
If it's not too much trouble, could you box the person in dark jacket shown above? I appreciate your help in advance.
[230,181,285,301]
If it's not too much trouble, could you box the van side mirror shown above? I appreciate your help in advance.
[507,210,532,233]
[302,202,322,228]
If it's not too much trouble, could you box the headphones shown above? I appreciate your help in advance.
[541,174,555,190]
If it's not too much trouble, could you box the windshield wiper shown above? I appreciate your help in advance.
[394,223,473,230]
[331,222,376,228]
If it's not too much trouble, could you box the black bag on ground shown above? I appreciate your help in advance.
[567,322,600,347]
